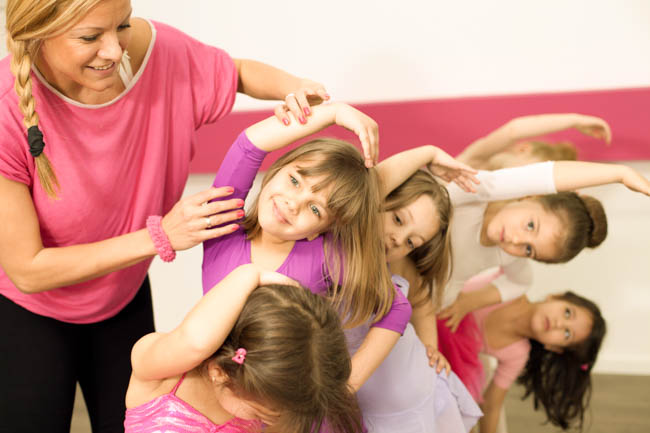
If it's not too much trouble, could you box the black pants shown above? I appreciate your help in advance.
[0,277,154,433]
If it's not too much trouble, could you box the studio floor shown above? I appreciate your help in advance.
[70,373,650,433]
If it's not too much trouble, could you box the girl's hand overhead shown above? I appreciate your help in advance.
[332,102,379,168]
[621,166,650,196]
[426,149,479,193]
[574,115,612,144]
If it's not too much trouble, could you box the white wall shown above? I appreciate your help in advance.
[133,0,650,107]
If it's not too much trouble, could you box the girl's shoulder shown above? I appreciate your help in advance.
[125,373,182,410]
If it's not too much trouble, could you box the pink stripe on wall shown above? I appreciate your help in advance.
[191,87,650,173]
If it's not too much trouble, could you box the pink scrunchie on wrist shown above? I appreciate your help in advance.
[146,215,176,262]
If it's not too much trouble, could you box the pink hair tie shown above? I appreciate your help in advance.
[232,348,247,365]
[580,363,589,371]
[146,215,176,262]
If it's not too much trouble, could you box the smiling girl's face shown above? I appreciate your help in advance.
[256,160,334,242]
[482,198,566,261]
[35,0,132,103]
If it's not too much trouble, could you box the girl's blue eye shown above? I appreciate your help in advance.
[564,329,571,340]
[290,175,298,187]
[310,204,321,217]
[407,239,415,250]
[527,221,534,231]
[525,244,533,257]
[394,214,402,225]
[564,307,571,319]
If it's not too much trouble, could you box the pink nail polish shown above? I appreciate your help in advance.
[304,107,311,116]
[231,224,239,231]
[226,187,234,193]
[282,118,289,126]
[237,210,245,217]
[299,116,306,124]
[236,199,245,207]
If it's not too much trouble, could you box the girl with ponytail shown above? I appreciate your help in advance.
[0,1,332,430]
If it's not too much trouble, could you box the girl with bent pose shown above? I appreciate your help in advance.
[125,265,362,433]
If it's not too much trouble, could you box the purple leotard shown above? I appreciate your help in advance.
[202,132,411,334]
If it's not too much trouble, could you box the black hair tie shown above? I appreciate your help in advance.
[27,125,45,157]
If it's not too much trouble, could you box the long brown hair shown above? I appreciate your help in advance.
[6,0,105,198]
[536,192,607,263]
[383,170,452,307]
[243,138,394,327]
[208,283,363,433]
[518,291,606,430]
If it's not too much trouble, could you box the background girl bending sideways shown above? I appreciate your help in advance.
[458,268,606,433]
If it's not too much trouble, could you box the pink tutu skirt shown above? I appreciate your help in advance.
[437,316,483,402]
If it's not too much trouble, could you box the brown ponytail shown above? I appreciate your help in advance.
[536,192,607,263]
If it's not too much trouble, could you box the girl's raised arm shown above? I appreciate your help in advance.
[553,161,650,195]
[130,264,262,382]
[375,145,478,200]
[245,102,379,167]
[457,114,611,168]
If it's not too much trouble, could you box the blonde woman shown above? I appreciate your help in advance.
[0,1,330,431]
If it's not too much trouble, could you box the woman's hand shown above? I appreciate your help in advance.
[438,291,474,333]
[332,102,379,167]
[274,78,330,125]
[426,148,479,192]
[425,344,451,375]
[161,186,244,251]
[573,115,612,144]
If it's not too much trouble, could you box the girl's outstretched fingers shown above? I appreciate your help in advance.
[622,166,650,196]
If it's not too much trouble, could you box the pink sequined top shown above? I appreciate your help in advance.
[124,373,261,433]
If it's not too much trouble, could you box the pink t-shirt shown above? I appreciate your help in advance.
[0,20,238,323]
